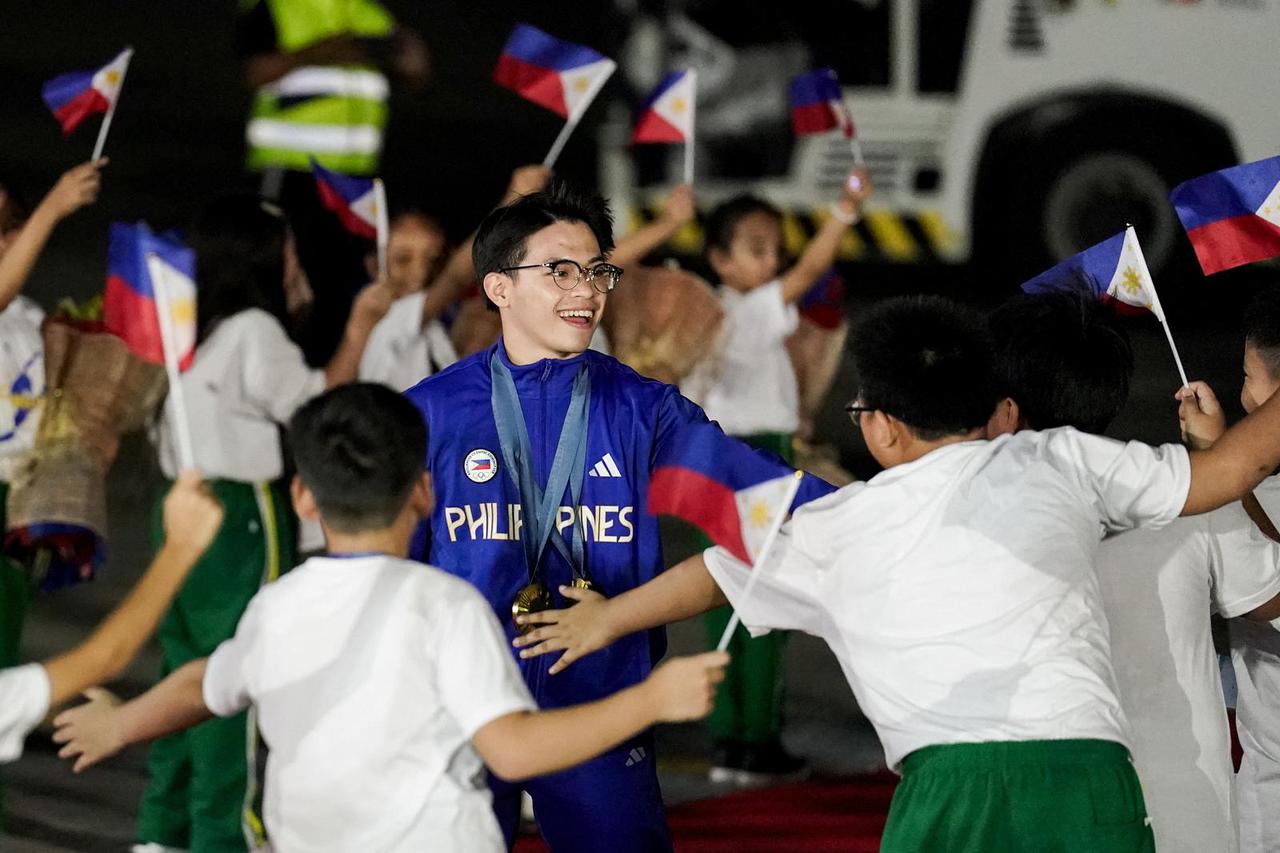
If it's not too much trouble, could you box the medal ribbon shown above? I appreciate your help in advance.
[490,349,590,586]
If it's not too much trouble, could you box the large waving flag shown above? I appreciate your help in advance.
[104,223,197,371]
[1170,156,1280,275]
[789,68,854,139]
[312,158,378,240]
[42,48,133,136]
[493,24,616,120]
[649,420,834,564]
[632,70,697,144]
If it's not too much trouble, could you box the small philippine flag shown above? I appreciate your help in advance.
[631,70,697,145]
[42,48,133,136]
[789,68,854,139]
[1170,155,1280,276]
[493,24,616,120]
[104,222,197,371]
[1022,226,1166,320]
[311,159,379,241]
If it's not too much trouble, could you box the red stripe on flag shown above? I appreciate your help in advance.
[1186,214,1280,275]
[632,111,685,145]
[315,180,377,240]
[104,275,166,366]
[493,55,568,117]
[649,466,750,564]
[53,89,110,136]
[791,103,839,137]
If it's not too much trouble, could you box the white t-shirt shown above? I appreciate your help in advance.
[693,280,799,435]
[203,554,535,853]
[1231,475,1280,853]
[157,309,324,480]
[0,663,51,763]
[703,428,1191,770]
[1098,504,1280,853]
[0,296,45,482]
[359,292,458,392]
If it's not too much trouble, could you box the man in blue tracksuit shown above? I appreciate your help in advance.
[405,180,707,851]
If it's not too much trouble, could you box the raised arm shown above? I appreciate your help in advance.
[0,160,103,312]
[610,184,696,268]
[41,472,222,705]
[471,650,726,781]
[779,168,872,305]
[53,658,213,773]
[513,553,727,674]
[1182,382,1280,515]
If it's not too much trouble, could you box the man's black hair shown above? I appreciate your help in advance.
[703,194,782,256]
[472,178,615,309]
[1245,285,1280,379]
[191,194,290,343]
[851,295,997,441]
[990,285,1134,435]
[287,384,428,533]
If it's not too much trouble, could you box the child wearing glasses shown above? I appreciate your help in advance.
[685,168,871,784]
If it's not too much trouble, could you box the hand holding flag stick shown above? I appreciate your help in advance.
[715,471,803,653]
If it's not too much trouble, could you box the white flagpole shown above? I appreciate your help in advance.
[147,253,197,472]
[1128,226,1190,388]
[373,178,389,281]
[716,471,804,653]
[683,70,697,185]
[542,61,617,168]
[92,48,133,163]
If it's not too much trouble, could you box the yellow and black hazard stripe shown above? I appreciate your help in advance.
[627,206,957,264]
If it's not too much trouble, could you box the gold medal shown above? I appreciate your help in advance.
[570,577,593,592]
[512,581,553,634]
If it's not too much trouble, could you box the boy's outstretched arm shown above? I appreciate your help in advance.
[53,658,212,773]
[779,168,872,305]
[513,553,727,674]
[472,650,728,782]
[1182,382,1280,515]
[0,160,104,312]
[418,165,552,328]
[609,184,696,269]
[41,472,222,706]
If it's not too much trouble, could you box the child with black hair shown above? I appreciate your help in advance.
[691,170,871,782]
[54,384,728,853]
[515,292,1280,851]
[138,195,391,853]
[1222,285,1280,853]
[1,160,104,673]
[987,288,1280,853]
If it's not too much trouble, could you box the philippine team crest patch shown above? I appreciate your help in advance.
[464,448,499,483]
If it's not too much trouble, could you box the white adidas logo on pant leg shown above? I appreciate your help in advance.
[588,453,623,479]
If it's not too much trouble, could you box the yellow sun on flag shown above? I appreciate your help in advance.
[574,77,589,93]
[671,97,687,114]
[1120,265,1144,295]
[105,70,120,86]
[748,501,772,530]
[172,299,196,324]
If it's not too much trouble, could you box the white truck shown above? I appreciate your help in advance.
[600,0,1280,281]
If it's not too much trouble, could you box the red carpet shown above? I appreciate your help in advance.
[514,772,899,852]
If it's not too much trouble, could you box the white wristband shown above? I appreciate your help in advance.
[830,202,859,225]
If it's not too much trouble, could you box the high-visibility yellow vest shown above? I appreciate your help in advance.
[245,0,394,175]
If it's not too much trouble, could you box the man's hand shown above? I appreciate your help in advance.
[513,585,617,674]
[349,278,396,333]
[162,471,223,561]
[838,167,873,216]
[641,651,729,722]
[658,184,696,228]
[1177,380,1227,450]
[43,160,106,220]
[506,165,552,201]
[52,688,125,773]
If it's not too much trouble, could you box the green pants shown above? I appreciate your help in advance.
[702,432,792,745]
[137,480,293,853]
[882,739,1155,853]
[0,480,28,671]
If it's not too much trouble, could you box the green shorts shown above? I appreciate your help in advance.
[882,739,1154,853]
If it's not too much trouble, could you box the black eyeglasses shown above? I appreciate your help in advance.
[500,259,623,294]
[844,401,877,425]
